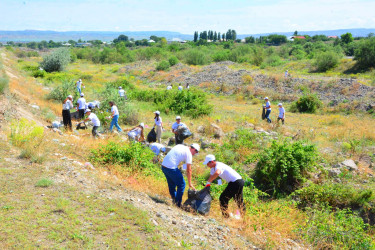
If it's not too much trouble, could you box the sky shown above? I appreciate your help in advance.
[1,0,375,34]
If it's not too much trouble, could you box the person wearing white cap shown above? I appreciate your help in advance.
[62,95,73,131]
[277,103,285,125]
[153,111,163,143]
[149,142,166,163]
[285,70,288,78]
[76,79,84,95]
[109,101,122,133]
[263,97,272,123]
[127,123,145,142]
[178,84,183,91]
[203,154,245,218]
[83,109,100,137]
[161,143,200,207]
[166,84,172,90]
[172,115,188,145]
[76,93,86,119]
[118,86,126,98]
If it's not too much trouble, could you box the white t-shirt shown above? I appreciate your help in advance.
[155,117,162,126]
[63,100,73,110]
[167,86,172,90]
[210,162,241,183]
[162,144,192,169]
[172,122,187,131]
[128,127,142,138]
[77,81,82,88]
[119,89,125,97]
[265,101,271,111]
[77,98,86,110]
[88,113,100,126]
[150,143,165,156]
[178,86,183,91]
[278,107,285,118]
[111,105,119,116]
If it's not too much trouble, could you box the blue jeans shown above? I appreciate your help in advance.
[162,167,186,207]
[265,110,271,123]
[110,115,122,132]
[77,86,81,94]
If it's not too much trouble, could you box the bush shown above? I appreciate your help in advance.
[168,56,179,66]
[264,55,283,67]
[35,178,54,187]
[300,207,374,249]
[10,118,44,147]
[290,94,322,113]
[253,140,318,196]
[212,51,229,62]
[156,60,170,71]
[32,69,46,78]
[47,80,77,102]
[40,48,71,72]
[314,51,340,72]
[184,49,210,65]
[0,76,9,94]
[354,37,375,69]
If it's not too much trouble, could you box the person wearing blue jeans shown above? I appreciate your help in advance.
[161,143,200,207]
[264,97,272,123]
[109,101,122,132]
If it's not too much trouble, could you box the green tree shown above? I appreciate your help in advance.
[194,31,198,42]
[354,37,375,69]
[294,30,298,36]
[341,32,353,44]
[113,34,129,43]
[40,48,71,72]
[245,36,255,43]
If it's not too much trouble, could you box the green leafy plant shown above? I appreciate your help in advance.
[10,118,44,147]
[168,56,179,66]
[314,51,341,72]
[47,80,77,102]
[156,60,170,71]
[290,94,322,113]
[40,48,71,72]
[35,178,54,187]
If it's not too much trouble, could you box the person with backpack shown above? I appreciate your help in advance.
[203,154,246,218]
[76,93,86,119]
[62,95,73,131]
[154,111,163,143]
[161,143,200,207]
[263,97,272,123]
[172,116,188,145]
[109,101,122,133]
[127,123,145,142]
[83,109,100,137]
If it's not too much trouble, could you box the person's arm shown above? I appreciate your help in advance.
[207,169,221,185]
[83,117,90,122]
[186,163,195,190]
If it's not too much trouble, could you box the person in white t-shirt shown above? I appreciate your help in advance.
[62,95,73,131]
[76,93,86,119]
[83,109,100,137]
[263,97,272,123]
[161,143,200,207]
[153,111,163,143]
[204,154,245,218]
[172,116,188,145]
[127,123,145,142]
[109,101,122,133]
[178,84,183,91]
[277,103,285,125]
[166,85,172,90]
[149,142,166,163]
[118,87,126,98]
[76,79,84,94]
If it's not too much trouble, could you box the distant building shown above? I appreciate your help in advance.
[75,42,92,47]
[167,38,187,44]
[62,43,71,46]
[148,39,155,43]
[327,36,338,39]
[291,36,306,40]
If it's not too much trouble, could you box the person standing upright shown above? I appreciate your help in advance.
[172,116,188,145]
[76,79,84,94]
[154,111,163,143]
[178,84,183,91]
[277,103,285,125]
[76,93,86,119]
[263,97,272,123]
[109,101,122,133]
[62,95,73,131]
[118,86,126,98]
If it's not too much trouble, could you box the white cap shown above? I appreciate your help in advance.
[190,143,200,153]
[154,111,160,115]
[80,93,84,97]
[161,147,166,152]
[203,154,216,165]
[68,95,73,99]
[139,123,144,128]
[264,97,269,100]
[176,116,181,120]
[84,109,91,113]
[119,86,122,89]
[79,79,82,82]
[278,103,282,106]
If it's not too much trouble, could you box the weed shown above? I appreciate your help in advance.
[10,119,44,147]
[35,178,54,187]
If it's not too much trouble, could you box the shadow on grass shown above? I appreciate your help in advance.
[148,194,169,205]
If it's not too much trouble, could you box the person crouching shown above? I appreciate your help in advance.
[83,109,100,137]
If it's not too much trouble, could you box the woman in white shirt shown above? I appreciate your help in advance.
[62,95,73,131]
[153,111,163,143]
[128,123,145,142]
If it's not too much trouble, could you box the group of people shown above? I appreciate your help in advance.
[263,97,285,125]
[166,83,190,91]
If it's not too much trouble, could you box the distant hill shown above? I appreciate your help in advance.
[0,28,374,42]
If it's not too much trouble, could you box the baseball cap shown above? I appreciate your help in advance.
[176,116,181,120]
[190,143,200,153]
[80,93,84,97]
[119,86,122,89]
[140,123,145,128]
[154,111,160,115]
[79,79,82,82]
[264,97,269,100]
[84,109,91,113]
[203,154,216,165]
[278,103,282,106]
[68,95,73,98]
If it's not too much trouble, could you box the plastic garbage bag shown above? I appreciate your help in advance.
[262,105,266,120]
[182,186,212,215]
[147,128,157,143]
[177,127,192,141]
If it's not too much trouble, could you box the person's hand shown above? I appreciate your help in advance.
[189,185,196,191]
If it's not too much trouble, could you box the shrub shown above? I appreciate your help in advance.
[290,94,322,113]
[314,51,340,72]
[264,55,283,67]
[354,37,375,69]
[212,51,229,62]
[10,118,44,147]
[241,74,254,85]
[35,178,54,187]
[253,140,318,196]
[0,76,9,94]
[300,207,374,249]
[184,49,210,65]
[168,56,179,66]
[156,60,170,71]
[40,48,71,72]
[32,69,46,78]
[47,80,77,102]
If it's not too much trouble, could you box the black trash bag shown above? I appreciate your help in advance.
[182,186,212,215]
[76,122,87,130]
[262,106,266,120]
[177,127,192,141]
[147,128,157,143]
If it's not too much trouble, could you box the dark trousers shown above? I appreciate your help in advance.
[265,110,271,123]
[62,109,72,131]
[78,109,85,119]
[219,179,245,218]
[92,126,99,137]
[277,117,285,124]
[175,134,184,145]
[162,166,186,207]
